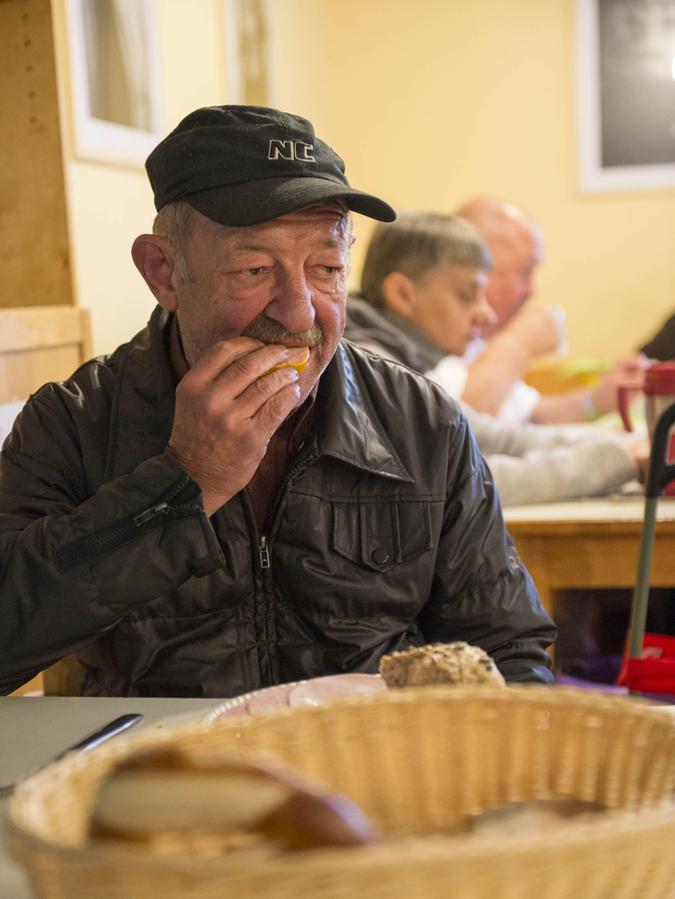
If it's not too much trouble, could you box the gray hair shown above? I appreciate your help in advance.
[360,212,493,308]
[152,201,196,283]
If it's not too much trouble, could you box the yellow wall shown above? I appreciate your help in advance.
[52,0,675,360]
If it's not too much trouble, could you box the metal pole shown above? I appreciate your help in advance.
[627,496,659,695]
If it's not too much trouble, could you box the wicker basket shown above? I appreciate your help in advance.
[8,686,675,899]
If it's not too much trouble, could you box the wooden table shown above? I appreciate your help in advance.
[504,496,675,618]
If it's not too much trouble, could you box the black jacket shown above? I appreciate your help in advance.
[0,309,555,696]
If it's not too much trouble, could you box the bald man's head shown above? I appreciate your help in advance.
[456,197,544,326]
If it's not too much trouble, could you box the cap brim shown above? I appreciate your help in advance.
[180,176,396,226]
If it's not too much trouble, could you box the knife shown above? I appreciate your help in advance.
[0,713,143,798]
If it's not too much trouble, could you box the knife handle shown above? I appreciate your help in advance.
[58,713,143,760]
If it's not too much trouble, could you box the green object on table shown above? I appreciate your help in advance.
[558,358,610,378]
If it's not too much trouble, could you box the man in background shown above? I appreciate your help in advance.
[455,197,646,424]
[346,211,646,507]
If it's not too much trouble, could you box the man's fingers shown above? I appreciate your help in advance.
[236,366,303,419]
[252,380,303,430]
[182,341,293,399]
[188,338,292,385]
[190,337,265,378]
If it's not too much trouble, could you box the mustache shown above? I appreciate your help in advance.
[242,314,323,347]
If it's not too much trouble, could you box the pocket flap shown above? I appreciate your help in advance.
[332,501,431,572]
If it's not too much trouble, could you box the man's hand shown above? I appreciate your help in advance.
[168,338,306,516]
[501,304,566,360]
[589,353,648,416]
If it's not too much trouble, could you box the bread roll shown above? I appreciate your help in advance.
[89,748,377,854]
[379,642,505,688]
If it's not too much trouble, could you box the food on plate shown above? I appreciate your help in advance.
[265,347,310,376]
[379,642,505,688]
[89,748,378,855]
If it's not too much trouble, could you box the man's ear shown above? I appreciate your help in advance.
[131,235,179,311]
[381,271,418,321]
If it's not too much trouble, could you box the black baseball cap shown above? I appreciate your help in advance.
[146,105,396,226]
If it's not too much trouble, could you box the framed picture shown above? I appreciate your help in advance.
[66,0,164,167]
[576,0,675,191]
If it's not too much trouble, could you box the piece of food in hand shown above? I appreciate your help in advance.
[89,748,378,853]
[265,347,311,376]
[379,642,506,688]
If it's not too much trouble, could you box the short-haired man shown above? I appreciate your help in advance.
[0,107,555,696]
[346,212,645,506]
[455,197,646,424]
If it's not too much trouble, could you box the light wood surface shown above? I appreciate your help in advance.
[0,305,91,403]
[505,498,675,617]
[0,0,72,309]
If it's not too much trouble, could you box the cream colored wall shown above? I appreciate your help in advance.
[53,0,675,360]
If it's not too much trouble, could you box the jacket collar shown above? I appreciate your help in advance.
[107,309,413,484]
[315,342,413,482]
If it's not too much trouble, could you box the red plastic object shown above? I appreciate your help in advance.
[617,632,675,693]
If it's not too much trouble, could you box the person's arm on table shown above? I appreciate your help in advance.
[419,415,556,683]
[464,407,643,505]
[485,434,642,506]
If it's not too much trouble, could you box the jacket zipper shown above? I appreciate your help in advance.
[252,449,318,687]
[56,474,195,571]
[256,450,319,572]
[133,502,169,526]
[259,535,271,569]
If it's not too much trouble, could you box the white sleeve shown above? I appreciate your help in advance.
[424,356,468,400]
[494,380,541,424]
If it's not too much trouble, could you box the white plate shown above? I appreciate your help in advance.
[204,674,384,723]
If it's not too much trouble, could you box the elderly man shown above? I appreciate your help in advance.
[455,197,646,424]
[0,106,554,697]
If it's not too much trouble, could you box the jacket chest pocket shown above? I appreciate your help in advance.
[331,500,432,572]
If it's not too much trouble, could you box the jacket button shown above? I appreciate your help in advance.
[371,548,390,565]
